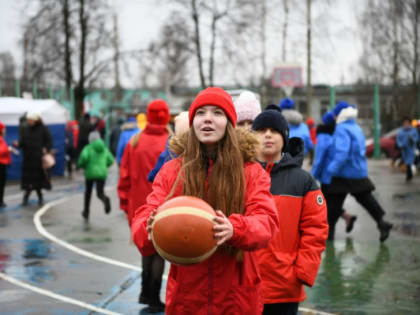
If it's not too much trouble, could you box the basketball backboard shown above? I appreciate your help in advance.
[271,65,303,97]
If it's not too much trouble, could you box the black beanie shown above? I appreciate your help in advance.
[252,109,289,152]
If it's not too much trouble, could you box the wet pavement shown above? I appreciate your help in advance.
[0,160,419,314]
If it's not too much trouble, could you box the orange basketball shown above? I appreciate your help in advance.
[151,196,218,265]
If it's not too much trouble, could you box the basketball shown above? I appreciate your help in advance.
[151,196,218,265]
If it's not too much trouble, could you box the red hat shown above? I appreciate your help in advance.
[306,117,315,126]
[189,87,237,127]
[147,99,170,125]
[0,122,5,132]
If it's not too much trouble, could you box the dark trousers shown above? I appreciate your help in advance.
[83,179,109,218]
[324,191,385,240]
[263,302,299,315]
[23,188,43,204]
[140,254,165,304]
[0,164,6,204]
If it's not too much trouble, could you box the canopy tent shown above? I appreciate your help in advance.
[0,97,70,180]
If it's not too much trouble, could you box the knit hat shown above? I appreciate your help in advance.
[26,111,41,121]
[322,112,335,125]
[278,98,295,110]
[147,99,170,125]
[306,117,315,126]
[265,104,281,111]
[174,111,189,135]
[252,109,289,152]
[234,91,261,124]
[189,87,237,127]
[88,131,101,143]
[333,101,350,117]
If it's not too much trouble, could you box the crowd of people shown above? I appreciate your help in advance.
[1,86,420,315]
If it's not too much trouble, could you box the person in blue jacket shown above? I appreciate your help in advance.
[312,111,357,234]
[116,116,140,165]
[323,102,393,242]
[279,98,314,156]
[396,117,419,182]
[148,111,188,182]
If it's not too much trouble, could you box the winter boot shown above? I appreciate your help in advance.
[378,220,393,242]
[104,197,111,214]
[22,191,30,206]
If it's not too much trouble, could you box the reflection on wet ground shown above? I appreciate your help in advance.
[304,239,420,314]
[0,239,55,285]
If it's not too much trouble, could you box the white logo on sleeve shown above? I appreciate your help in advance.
[317,195,324,205]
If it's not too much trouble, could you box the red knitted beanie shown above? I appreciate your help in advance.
[147,99,170,125]
[189,87,237,127]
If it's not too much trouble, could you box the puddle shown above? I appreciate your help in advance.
[0,239,56,285]
[393,191,420,200]
[304,239,420,314]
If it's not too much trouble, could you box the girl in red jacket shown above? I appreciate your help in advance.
[130,87,279,315]
[118,99,170,312]
[252,109,328,315]
[0,122,11,208]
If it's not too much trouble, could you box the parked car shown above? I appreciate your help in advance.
[365,128,399,158]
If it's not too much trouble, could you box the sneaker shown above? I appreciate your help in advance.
[104,198,111,214]
[345,215,357,233]
[378,221,393,242]
[81,210,89,221]
[148,300,165,313]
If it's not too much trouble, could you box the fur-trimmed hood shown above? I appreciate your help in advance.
[121,121,138,131]
[336,106,358,124]
[169,128,259,163]
[281,109,303,126]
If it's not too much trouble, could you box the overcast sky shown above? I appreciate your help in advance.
[0,0,365,87]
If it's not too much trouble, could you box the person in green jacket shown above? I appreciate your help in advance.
[78,131,114,221]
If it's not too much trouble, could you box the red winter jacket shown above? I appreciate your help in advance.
[256,138,328,303]
[131,157,279,315]
[0,136,11,165]
[117,124,168,225]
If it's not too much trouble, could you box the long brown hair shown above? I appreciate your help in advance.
[168,123,246,257]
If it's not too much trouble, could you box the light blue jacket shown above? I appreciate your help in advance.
[289,123,314,156]
[397,127,418,165]
[116,127,139,164]
[312,133,334,184]
[327,119,368,179]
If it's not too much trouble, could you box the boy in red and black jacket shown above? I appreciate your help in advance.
[253,108,329,315]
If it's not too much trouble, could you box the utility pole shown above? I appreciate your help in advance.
[306,0,312,118]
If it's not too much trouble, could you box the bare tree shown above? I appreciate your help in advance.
[20,0,113,118]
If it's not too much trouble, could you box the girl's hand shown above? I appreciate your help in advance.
[147,209,157,240]
[213,210,233,246]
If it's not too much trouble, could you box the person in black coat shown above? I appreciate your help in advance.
[17,111,53,205]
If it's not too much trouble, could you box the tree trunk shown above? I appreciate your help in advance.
[209,14,218,87]
[412,0,419,86]
[63,0,73,99]
[259,0,267,105]
[392,1,400,124]
[192,0,206,88]
[76,0,87,119]
[282,0,289,62]
[306,0,312,117]
[113,13,122,100]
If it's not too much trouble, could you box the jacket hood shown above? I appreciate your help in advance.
[169,127,259,163]
[262,137,304,172]
[91,138,106,153]
[281,109,303,126]
[121,121,139,131]
[336,106,358,124]
[316,123,335,135]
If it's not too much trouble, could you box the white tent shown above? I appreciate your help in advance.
[0,97,70,125]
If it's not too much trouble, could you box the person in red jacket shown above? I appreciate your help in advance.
[0,122,12,208]
[117,99,170,312]
[252,108,328,315]
[307,117,316,165]
[130,87,279,315]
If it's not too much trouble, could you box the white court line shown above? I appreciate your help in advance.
[0,272,122,315]
[33,197,142,272]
